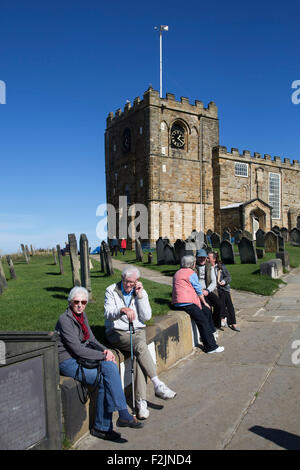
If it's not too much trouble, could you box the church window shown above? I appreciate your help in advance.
[235,162,248,177]
[269,173,280,219]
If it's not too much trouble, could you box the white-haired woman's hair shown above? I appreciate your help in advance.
[180,255,195,269]
[121,266,140,279]
[68,286,89,303]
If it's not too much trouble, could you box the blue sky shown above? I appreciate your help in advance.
[0,0,299,254]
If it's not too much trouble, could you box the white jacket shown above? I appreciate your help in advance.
[104,282,152,334]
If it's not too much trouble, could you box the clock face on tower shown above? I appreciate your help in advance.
[122,128,131,152]
[171,124,185,149]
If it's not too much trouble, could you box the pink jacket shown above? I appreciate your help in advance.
[172,268,201,308]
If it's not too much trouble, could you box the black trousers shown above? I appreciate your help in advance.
[176,304,218,353]
[206,291,222,328]
[217,289,236,326]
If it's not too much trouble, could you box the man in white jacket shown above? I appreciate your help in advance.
[104,266,176,420]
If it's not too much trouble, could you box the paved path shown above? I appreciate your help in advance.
[78,260,300,450]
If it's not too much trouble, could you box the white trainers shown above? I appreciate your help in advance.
[136,399,149,420]
[208,346,225,354]
[154,382,176,399]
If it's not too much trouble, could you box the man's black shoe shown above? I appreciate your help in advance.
[90,427,125,442]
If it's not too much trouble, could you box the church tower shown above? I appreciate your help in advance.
[105,87,219,246]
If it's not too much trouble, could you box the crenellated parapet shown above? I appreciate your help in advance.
[106,87,218,128]
[213,145,300,169]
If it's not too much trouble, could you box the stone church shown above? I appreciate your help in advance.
[105,87,300,246]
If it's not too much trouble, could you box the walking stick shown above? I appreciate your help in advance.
[129,321,136,417]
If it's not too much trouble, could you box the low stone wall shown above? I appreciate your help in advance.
[59,310,196,447]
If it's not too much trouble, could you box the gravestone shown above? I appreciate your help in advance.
[174,239,186,264]
[264,231,279,253]
[30,245,34,256]
[276,251,290,270]
[0,257,8,290]
[56,245,64,274]
[238,237,257,264]
[256,248,265,259]
[99,246,105,272]
[211,232,221,248]
[163,243,176,264]
[79,234,92,300]
[233,230,242,244]
[20,244,29,264]
[220,240,235,264]
[68,234,81,287]
[290,228,300,246]
[0,332,62,450]
[102,241,114,275]
[255,229,265,247]
[280,227,289,242]
[135,238,143,262]
[52,248,57,265]
[271,225,280,234]
[6,256,17,280]
[25,245,31,261]
[278,234,285,252]
[222,230,231,242]
[260,259,283,279]
[156,238,165,265]
[242,230,253,240]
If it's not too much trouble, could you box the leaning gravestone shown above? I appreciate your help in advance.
[6,256,17,280]
[80,234,92,300]
[156,238,165,265]
[20,244,29,264]
[163,243,176,264]
[220,240,235,264]
[135,238,143,262]
[264,231,279,253]
[255,229,265,247]
[102,241,114,275]
[211,232,221,248]
[56,245,64,274]
[238,237,257,264]
[68,234,81,287]
[290,228,300,246]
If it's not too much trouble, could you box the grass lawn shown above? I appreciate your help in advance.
[0,255,172,343]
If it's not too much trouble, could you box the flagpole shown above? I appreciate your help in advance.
[155,25,168,98]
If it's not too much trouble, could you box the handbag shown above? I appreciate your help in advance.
[75,341,103,404]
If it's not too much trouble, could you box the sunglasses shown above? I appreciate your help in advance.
[73,300,87,305]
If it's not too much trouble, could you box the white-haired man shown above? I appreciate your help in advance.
[104,266,176,420]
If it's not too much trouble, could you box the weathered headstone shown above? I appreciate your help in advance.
[290,227,300,246]
[174,239,186,264]
[233,229,242,244]
[68,234,81,287]
[102,241,114,275]
[52,248,57,265]
[264,231,279,253]
[242,230,253,240]
[256,248,265,259]
[255,229,265,247]
[135,238,143,262]
[25,245,31,261]
[260,259,283,279]
[238,237,257,264]
[99,245,105,273]
[156,238,165,265]
[276,251,290,270]
[0,257,8,289]
[220,240,235,264]
[211,232,221,248]
[79,234,92,300]
[278,234,285,252]
[20,244,29,264]
[222,230,231,242]
[271,225,280,234]
[6,255,17,280]
[163,243,176,264]
[280,227,289,242]
[56,244,64,274]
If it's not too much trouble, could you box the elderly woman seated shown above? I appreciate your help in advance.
[172,255,224,354]
[55,286,143,443]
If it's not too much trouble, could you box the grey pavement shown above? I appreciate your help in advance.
[77,260,300,450]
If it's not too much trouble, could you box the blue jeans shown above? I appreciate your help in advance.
[60,358,128,431]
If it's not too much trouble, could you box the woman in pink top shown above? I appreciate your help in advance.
[172,255,224,354]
